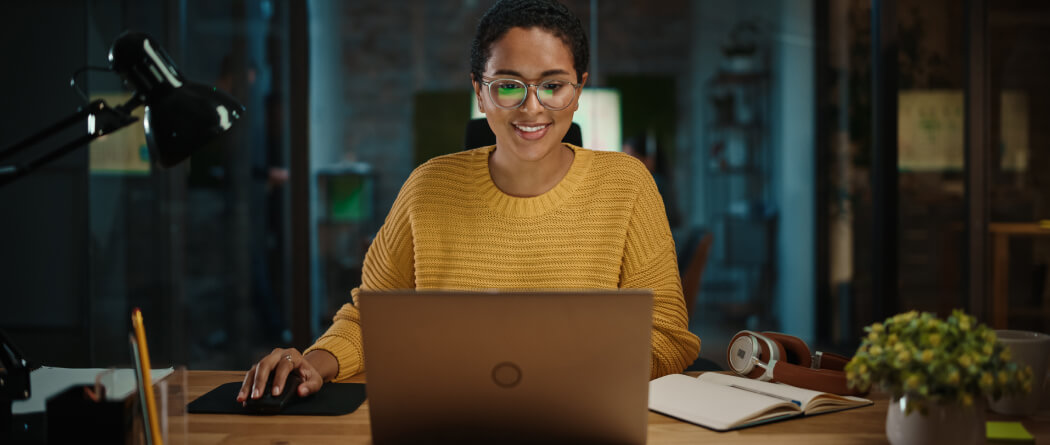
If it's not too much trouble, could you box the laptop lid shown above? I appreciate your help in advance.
[359,289,653,445]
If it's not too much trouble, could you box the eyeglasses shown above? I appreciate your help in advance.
[479,78,581,111]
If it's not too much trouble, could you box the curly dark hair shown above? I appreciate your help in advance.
[470,0,589,83]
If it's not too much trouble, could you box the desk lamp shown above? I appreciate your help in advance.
[0,30,245,186]
[0,30,243,442]
[1,328,31,442]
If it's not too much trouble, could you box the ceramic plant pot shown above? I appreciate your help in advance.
[885,395,985,445]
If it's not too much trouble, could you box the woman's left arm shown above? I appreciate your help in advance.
[620,170,701,379]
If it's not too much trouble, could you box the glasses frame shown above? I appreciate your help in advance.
[479,77,581,111]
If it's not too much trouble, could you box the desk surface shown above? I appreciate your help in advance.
[185,370,1050,444]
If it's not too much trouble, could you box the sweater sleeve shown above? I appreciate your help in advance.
[303,175,416,381]
[620,171,701,379]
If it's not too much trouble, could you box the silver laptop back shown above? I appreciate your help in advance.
[359,289,653,444]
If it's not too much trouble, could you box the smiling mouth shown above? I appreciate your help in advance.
[513,123,551,132]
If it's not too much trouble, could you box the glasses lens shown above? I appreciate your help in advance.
[491,80,526,108]
[536,80,574,110]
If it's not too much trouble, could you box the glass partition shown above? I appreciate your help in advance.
[986,0,1050,332]
[84,0,293,368]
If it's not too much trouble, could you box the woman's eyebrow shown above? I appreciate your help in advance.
[490,68,572,78]
[539,69,571,77]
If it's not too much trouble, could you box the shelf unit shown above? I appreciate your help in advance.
[702,69,777,329]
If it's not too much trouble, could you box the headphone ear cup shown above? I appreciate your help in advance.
[727,331,769,380]
[752,332,785,381]
[759,333,787,364]
[762,332,813,368]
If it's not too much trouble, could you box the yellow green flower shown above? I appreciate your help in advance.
[980,372,994,388]
[921,350,934,363]
[847,310,1032,408]
[894,311,917,324]
[898,349,910,363]
[905,374,922,391]
[947,370,960,385]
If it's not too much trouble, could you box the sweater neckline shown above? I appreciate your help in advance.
[472,144,592,218]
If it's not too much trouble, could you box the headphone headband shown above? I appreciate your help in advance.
[726,330,865,396]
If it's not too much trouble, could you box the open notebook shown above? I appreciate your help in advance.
[649,372,872,431]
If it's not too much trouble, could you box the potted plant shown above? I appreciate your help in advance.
[845,310,1033,445]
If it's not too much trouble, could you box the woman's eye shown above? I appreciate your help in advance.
[496,82,522,90]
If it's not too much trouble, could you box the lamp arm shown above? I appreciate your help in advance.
[0,99,139,187]
[0,100,101,163]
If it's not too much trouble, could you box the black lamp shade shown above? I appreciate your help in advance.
[144,83,243,168]
[109,31,244,168]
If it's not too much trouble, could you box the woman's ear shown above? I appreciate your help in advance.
[573,72,589,112]
[471,73,486,114]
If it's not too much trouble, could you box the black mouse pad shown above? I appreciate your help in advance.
[188,382,366,416]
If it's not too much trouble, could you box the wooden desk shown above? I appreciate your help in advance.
[990,222,1050,329]
[185,370,1050,444]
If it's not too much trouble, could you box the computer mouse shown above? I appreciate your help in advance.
[245,370,303,414]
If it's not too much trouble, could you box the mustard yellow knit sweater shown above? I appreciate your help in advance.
[305,144,701,380]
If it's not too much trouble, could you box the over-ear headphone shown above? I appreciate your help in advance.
[726,330,866,396]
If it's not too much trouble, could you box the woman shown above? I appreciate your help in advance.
[238,0,700,403]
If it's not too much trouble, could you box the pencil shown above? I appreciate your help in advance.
[129,334,151,445]
[132,308,164,445]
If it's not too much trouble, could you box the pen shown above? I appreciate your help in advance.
[729,384,802,407]
[132,308,164,445]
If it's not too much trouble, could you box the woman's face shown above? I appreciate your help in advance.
[473,27,588,163]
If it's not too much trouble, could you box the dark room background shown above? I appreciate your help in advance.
[2,0,1048,372]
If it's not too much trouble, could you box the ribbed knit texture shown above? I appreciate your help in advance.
[305,144,701,381]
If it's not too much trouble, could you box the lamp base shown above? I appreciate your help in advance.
[2,396,11,444]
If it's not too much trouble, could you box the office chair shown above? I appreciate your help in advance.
[681,231,714,319]
[463,118,583,149]
[678,229,718,372]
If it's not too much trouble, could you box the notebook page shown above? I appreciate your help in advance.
[649,374,800,431]
[696,372,870,412]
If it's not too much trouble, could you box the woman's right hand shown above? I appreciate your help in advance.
[236,348,328,405]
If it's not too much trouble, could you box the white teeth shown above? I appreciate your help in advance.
[515,124,547,132]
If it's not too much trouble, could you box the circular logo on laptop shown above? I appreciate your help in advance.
[491,362,522,388]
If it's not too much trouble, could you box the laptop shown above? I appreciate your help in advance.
[358,289,653,444]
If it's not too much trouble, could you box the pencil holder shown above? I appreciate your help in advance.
[42,367,188,445]
[45,384,135,444]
